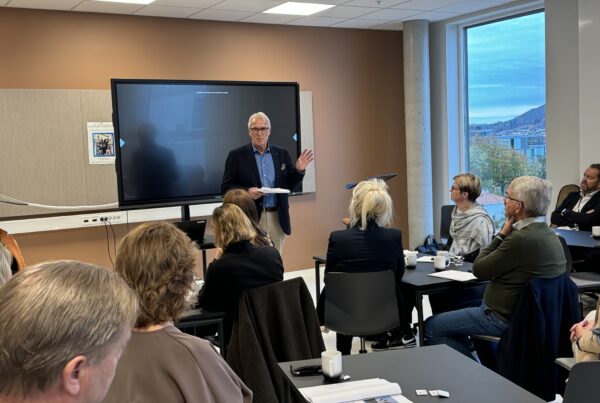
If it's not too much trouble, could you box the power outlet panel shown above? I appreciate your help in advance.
[81,212,126,226]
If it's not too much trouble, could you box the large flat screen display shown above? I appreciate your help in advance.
[111,79,301,209]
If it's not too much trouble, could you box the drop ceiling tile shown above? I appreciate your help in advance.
[241,12,299,25]
[372,20,404,30]
[407,9,459,22]
[7,0,80,10]
[292,0,349,4]
[211,0,285,12]
[343,0,407,7]
[332,18,381,29]
[188,8,254,21]
[153,0,220,7]
[361,7,420,20]
[73,1,142,14]
[286,15,346,26]
[392,0,464,11]
[134,5,201,18]
[316,5,378,18]
[437,0,499,13]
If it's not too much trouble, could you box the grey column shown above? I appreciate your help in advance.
[403,20,433,249]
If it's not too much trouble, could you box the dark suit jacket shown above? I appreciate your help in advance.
[317,222,407,323]
[324,222,406,277]
[551,190,600,231]
[221,143,304,235]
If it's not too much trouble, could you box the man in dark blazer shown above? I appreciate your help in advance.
[551,164,600,231]
[222,112,313,253]
[551,164,600,272]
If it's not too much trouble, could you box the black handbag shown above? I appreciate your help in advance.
[416,235,440,255]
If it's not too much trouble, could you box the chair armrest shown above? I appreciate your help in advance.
[471,334,501,343]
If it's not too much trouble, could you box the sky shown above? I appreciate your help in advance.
[466,11,545,124]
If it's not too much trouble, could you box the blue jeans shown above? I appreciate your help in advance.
[424,303,509,358]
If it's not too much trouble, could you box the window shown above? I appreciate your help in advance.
[464,11,546,203]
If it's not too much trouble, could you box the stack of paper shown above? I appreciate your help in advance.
[427,270,477,282]
[299,378,408,403]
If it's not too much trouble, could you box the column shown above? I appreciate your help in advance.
[403,19,433,249]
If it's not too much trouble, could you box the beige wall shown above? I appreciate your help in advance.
[1,7,407,271]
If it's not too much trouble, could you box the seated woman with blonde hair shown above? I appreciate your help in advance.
[223,188,272,247]
[198,203,284,344]
[103,221,252,403]
[317,178,415,353]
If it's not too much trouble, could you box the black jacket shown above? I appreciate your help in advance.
[550,190,600,231]
[496,272,580,401]
[197,241,284,343]
[221,143,304,235]
[227,278,325,403]
[317,222,409,327]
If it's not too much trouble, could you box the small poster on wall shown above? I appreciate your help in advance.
[87,122,115,164]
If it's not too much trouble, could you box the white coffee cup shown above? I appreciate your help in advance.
[436,250,449,257]
[592,226,600,238]
[434,255,450,270]
[321,350,342,381]
[405,251,418,267]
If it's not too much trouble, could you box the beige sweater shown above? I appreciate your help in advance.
[103,326,252,403]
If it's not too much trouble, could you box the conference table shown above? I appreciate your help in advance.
[278,344,544,403]
[313,255,485,346]
[176,308,227,357]
[554,228,600,249]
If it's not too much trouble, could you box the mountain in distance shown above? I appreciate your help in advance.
[471,104,546,135]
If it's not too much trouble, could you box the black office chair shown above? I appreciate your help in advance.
[563,361,600,403]
[559,235,600,309]
[440,204,454,248]
[324,270,400,354]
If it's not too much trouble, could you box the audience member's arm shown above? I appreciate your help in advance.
[550,193,574,227]
[473,216,518,279]
[324,234,339,274]
[561,200,600,228]
[573,324,600,355]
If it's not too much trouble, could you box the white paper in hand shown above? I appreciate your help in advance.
[258,187,290,194]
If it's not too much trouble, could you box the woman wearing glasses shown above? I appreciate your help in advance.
[447,173,494,262]
[431,173,494,314]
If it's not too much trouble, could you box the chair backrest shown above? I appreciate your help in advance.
[227,277,324,403]
[324,270,400,336]
[557,235,573,274]
[440,204,454,242]
[496,272,580,401]
[557,184,580,209]
[563,361,600,403]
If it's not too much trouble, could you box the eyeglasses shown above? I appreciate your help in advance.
[504,192,523,206]
[250,127,270,134]
[450,186,460,192]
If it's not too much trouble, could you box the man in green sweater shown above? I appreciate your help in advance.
[424,176,565,358]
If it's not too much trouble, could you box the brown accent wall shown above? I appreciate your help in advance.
[0,7,407,271]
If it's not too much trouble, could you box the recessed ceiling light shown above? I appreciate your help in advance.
[94,0,155,4]
[264,2,335,16]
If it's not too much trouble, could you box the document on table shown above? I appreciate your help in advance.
[416,255,435,263]
[258,187,290,194]
[427,270,477,282]
[299,378,412,403]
